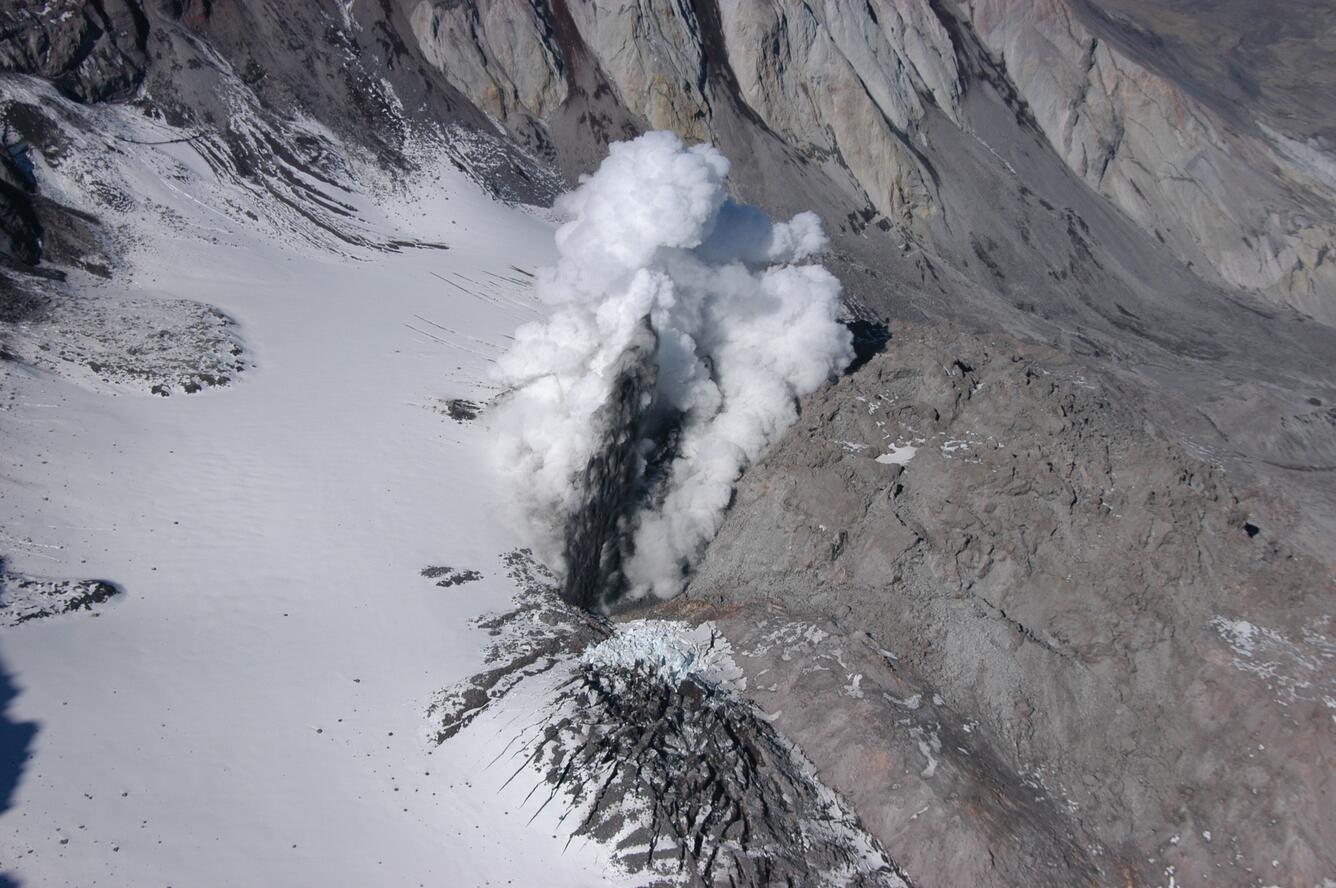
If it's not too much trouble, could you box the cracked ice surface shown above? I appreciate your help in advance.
[582,619,747,693]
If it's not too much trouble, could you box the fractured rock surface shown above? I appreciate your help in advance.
[0,0,149,104]
[666,323,1336,886]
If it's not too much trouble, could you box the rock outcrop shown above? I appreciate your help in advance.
[0,135,41,268]
[403,0,952,224]
[402,0,1336,324]
[666,322,1336,886]
[0,0,149,103]
[966,0,1336,323]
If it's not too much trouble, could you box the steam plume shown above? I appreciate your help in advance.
[492,131,852,604]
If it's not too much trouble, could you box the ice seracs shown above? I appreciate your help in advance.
[581,619,746,693]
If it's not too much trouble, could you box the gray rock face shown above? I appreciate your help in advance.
[3,1,1332,328]
[669,322,1335,886]
[0,148,41,267]
[403,0,953,223]
[402,0,1336,324]
[966,0,1336,323]
[407,0,569,127]
[0,0,149,103]
[708,0,951,222]
[1079,0,1336,144]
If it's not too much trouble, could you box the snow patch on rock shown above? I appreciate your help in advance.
[875,444,917,465]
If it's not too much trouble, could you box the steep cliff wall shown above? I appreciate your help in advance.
[402,0,1336,325]
[967,0,1336,323]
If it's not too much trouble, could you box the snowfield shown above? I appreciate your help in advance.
[0,104,629,885]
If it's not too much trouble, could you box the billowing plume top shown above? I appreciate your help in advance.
[553,132,730,280]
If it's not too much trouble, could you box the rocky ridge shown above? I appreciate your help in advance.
[660,322,1335,886]
[430,551,910,888]
[967,0,1336,321]
[404,0,1336,324]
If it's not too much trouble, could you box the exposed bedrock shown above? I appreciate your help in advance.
[967,0,1336,324]
[3,1,1333,324]
[653,322,1335,887]
[0,0,149,104]
[0,144,41,269]
[6,0,1332,327]
[403,0,1336,325]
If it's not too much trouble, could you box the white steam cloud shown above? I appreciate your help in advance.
[492,131,853,601]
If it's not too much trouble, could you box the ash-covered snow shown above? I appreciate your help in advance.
[2,290,246,396]
[430,584,908,887]
[0,562,121,627]
[1210,614,1336,707]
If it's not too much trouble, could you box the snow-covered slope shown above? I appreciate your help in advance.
[0,86,631,886]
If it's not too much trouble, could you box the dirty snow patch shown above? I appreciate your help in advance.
[876,444,918,465]
[1210,615,1336,706]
